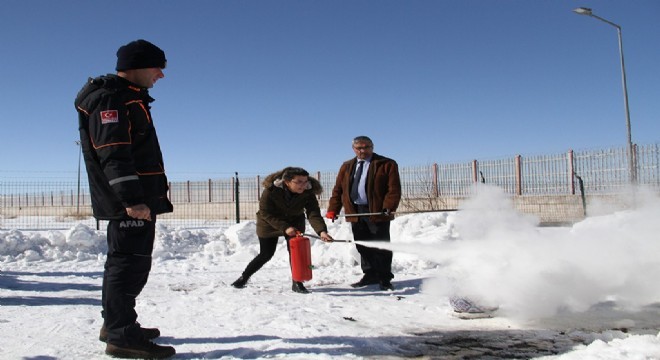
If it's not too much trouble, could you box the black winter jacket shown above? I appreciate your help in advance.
[75,74,173,220]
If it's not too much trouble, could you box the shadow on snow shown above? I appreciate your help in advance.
[0,270,101,306]
[165,330,593,359]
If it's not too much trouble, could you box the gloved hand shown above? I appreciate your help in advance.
[382,209,391,216]
[325,211,337,222]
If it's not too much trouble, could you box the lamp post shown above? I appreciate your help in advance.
[573,7,636,184]
[75,140,82,214]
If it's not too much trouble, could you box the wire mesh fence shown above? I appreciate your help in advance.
[1,143,659,230]
[573,147,631,193]
[521,153,572,195]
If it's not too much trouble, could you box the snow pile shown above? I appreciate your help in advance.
[0,224,106,262]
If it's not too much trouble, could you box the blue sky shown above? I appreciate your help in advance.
[1,0,658,181]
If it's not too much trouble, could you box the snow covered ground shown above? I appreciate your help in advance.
[1,186,660,359]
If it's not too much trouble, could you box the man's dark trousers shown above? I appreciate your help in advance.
[351,205,394,282]
[102,216,156,345]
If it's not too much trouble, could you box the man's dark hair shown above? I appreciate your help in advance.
[352,136,373,146]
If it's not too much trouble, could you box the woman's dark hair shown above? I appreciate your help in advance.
[281,167,309,181]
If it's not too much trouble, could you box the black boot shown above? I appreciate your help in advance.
[99,323,160,343]
[379,279,394,291]
[292,281,310,294]
[231,275,248,288]
[350,274,379,288]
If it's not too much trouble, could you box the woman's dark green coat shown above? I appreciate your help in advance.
[256,170,328,238]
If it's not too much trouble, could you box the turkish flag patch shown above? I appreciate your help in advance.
[100,110,119,124]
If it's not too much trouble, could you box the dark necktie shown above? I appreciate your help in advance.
[350,160,364,202]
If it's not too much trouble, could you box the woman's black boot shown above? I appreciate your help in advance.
[292,281,310,294]
[231,275,248,288]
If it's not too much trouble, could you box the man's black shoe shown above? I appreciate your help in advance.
[105,340,175,359]
[350,275,379,288]
[99,324,160,343]
[379,280,394,291]
[292,281,310,294]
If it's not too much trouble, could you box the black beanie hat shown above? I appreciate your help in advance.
[116,39,167,71]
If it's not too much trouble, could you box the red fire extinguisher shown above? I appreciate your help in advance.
[290,232,313,282]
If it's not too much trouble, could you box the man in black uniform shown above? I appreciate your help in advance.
[75,39,175,359]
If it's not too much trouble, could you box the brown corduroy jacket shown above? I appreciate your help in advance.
[256,170,328,238]
[327,153,401,222]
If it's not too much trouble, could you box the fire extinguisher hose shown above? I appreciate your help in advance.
[341,208,458,217]
[303,233,353,243]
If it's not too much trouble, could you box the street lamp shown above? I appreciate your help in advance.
[573,7,636,184]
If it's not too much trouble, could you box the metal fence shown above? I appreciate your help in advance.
[1,143,658,230]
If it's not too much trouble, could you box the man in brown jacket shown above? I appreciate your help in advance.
[326,136,401,290]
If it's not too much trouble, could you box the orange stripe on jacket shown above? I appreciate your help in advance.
[125,99,152,124]
[90,116,133,150]
[77,106,90,116]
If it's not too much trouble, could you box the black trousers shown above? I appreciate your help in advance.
[102,216,156,345]
[242,236,292,279]
[351,205,394,281]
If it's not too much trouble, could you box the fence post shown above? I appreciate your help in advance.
[231,177,235,202]
[633,143,638,183]
[515,155,522,196]
[186,181,191,203]
[235,172,240,223]
[208,179,212,203]
[574,173,586,217]
[471,160,478,183]
[431,163,439,197]
[568,149,575,195]
[656,144,660,187]
[256,175,261,201]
